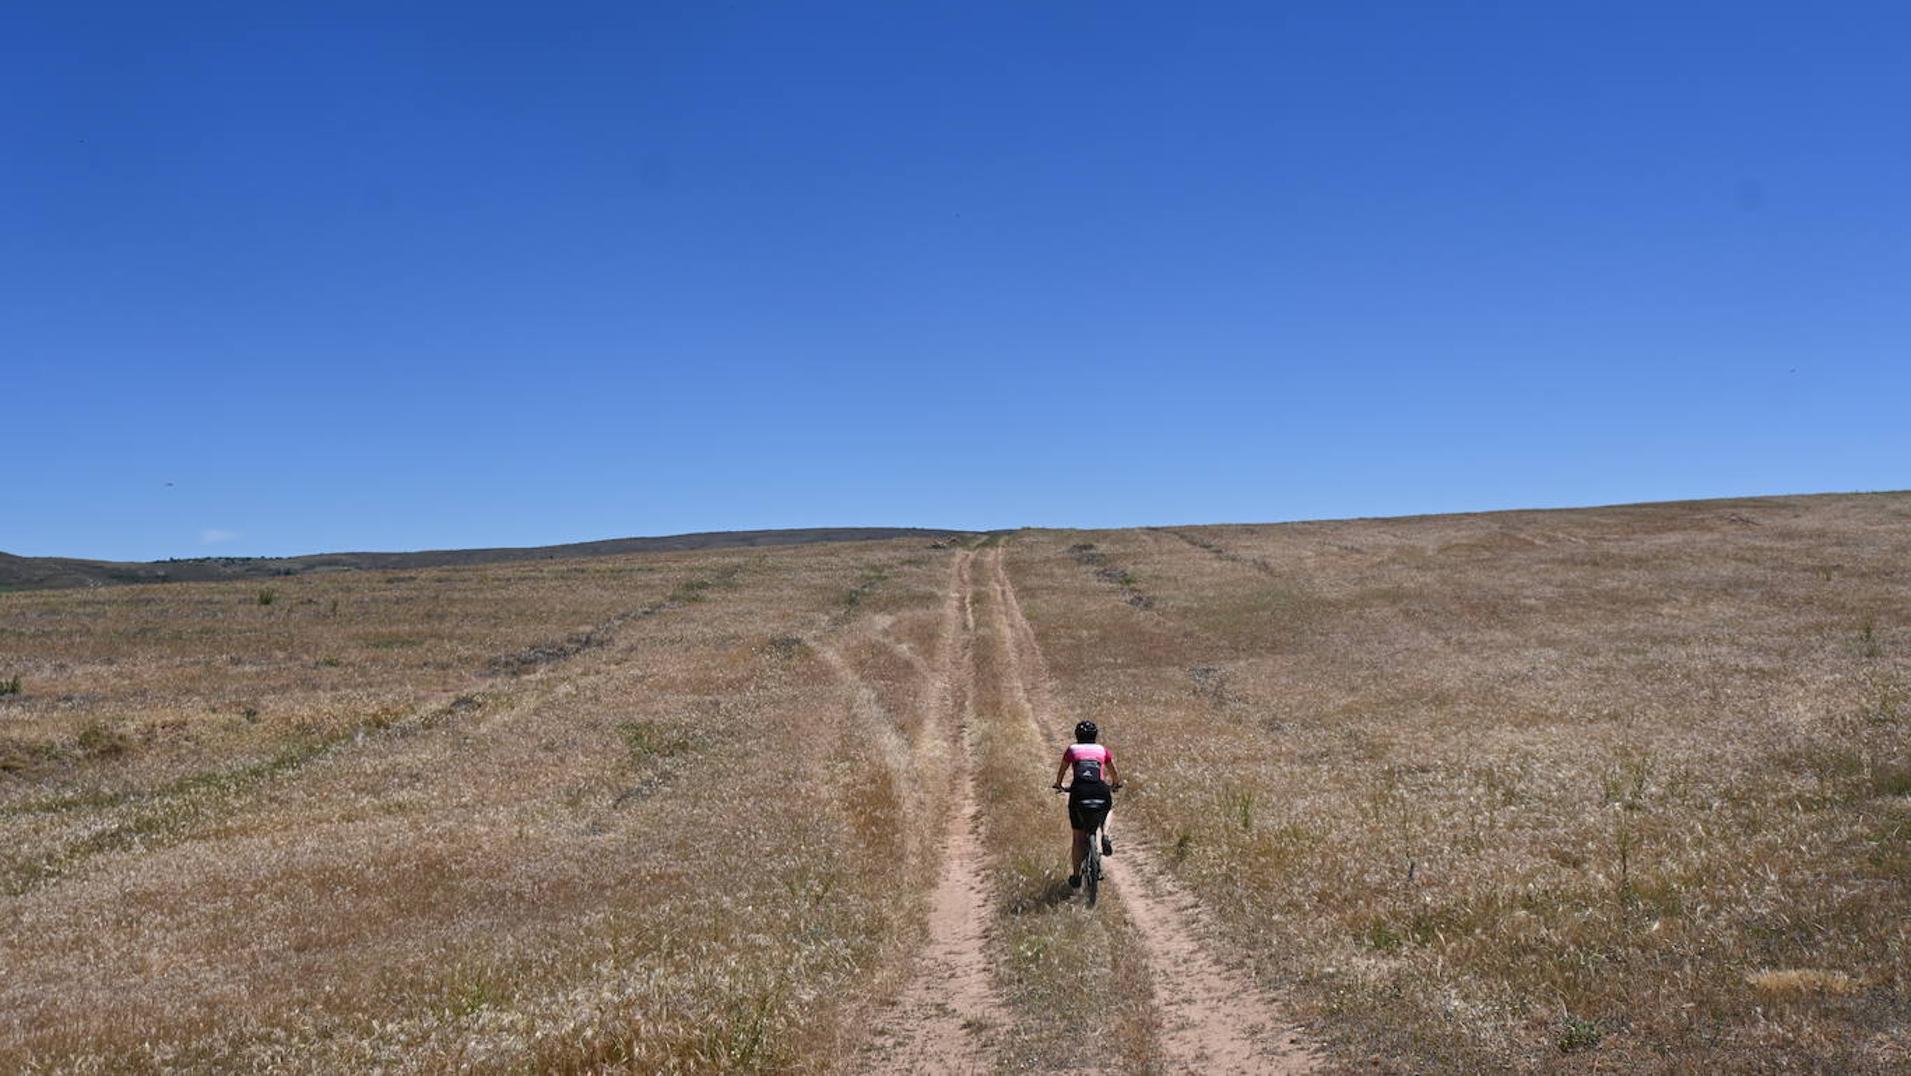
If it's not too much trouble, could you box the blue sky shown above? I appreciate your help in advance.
[5,2,1906,560]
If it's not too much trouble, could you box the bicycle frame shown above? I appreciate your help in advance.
[1056,784,1109,907]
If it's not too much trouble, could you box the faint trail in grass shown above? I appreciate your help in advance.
[1156,527,1287,579]
[1065,541,1157,609]
[813,641,914,845]
[484,564,742,675]
[986,547,1058,736]
[6,570,736,896]
[0,689,494,896]
[483,601,667,674]
[992,542,1322,1073]
[854,551,1010,1074]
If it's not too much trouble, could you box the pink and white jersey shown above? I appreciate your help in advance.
[1062,742,1113,786]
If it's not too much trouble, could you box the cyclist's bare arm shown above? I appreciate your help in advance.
[1052,758,1070,789]
[1105,757,1120,786]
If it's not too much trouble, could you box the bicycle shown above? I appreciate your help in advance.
[1054,783,1120,907]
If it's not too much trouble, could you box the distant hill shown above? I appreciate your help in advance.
[0,527,962,591]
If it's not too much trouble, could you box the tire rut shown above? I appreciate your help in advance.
[987,546,1322,1074]
[853,551,1009,1074]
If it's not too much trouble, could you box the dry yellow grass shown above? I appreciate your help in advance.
[1,540,959,1071]
[1006,492,1909,1072]
[1746,969,1864,996]
[2,492,1905,1072]
[967,546,1160,1072]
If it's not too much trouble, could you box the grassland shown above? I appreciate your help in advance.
[1011,493,1910,1071]
[1,492,1905,1072]
[1,542,960,1070]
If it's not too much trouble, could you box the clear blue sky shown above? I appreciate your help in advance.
[5,2,1906,560]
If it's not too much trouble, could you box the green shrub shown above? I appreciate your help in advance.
[1557,1015,1603,1053]
[0,675,20,696]
[257,588,277,606]
[764,636,807,659]
[1172,831,1194,863]
[619,719,692,762]
[76,721,130,758]
[1227,787,1256,831]
[1874,760,1911,798]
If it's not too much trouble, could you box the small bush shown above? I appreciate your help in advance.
[842,567,889,610]
[764,636,807,659]
[1557,1015,1603,1053]
[1172,831,1194,863]
[1873,760,1911,798]
[670,566,741,605]
[1228,787,1256,831]
[77,720,131,758]
[365,634,424,649]
[1361,920,1405,952]
[1066,542,1103,565]
[257,588,278,606]
[1859,617,1880,658]
[1868,682,1900,725]
[0,738,60,773]
[0,675,21,696]
[619,719,692,762]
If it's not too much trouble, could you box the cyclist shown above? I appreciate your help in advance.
[1052,719,1120,889]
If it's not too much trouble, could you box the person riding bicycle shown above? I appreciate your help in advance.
[1052,719,1120,890]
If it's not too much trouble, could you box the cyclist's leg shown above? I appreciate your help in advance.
[1097,787,1115,854]
[1067,797,1089,880]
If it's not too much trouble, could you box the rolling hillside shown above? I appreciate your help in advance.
[1,492,1904,1071]
[0,527,960,591]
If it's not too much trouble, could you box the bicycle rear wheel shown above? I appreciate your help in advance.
[1084,839,1102,907]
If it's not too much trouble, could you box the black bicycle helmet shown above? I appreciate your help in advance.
[1074,720,1098,742]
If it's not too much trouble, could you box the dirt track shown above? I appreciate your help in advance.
[853,553,1006,1074]
[856,548,1318,1072]
[988,548,1319,1073]
[1112,843,1320,1072]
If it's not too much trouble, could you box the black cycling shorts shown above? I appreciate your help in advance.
[1068,781,1113,833]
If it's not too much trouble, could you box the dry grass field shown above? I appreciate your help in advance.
[2,492,1906,1072]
